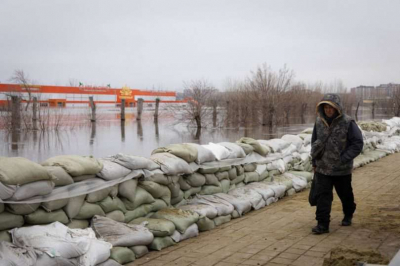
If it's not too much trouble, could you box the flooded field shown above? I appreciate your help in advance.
[0,106,390,163]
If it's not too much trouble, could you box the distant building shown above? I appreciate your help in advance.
[0,83,180,107]
[351,83,400,100]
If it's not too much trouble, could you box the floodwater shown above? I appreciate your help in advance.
[0,106,391,163]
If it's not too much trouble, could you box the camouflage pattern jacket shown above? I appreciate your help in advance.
[311,94,364,176]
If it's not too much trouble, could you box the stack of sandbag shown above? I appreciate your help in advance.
[197,166,230,195]
[0,157,58,231]
[8,221,112,266]
[243,163,260,184]
[179,173,206,201]
[358,121,387,132]
[92,216,153,264]
[150,208,199,250]
[237,137,270,156]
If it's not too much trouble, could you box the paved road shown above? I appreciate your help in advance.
[129,152,400,266]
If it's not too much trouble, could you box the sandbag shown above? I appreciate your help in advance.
[0,212,24,230]
[97,259,122,266]
[122,187,155,210]
[118,179,138,202]
[178,204,218,219]
[36,253,78,266]
[215,171,229,181]
[235,165,244,175]
[11,222,90,259]
[178,176,192,190]
[202,143,231,160]
[183,186,201,199]
[196,216,215,231]
[198,167,219,174]
[97,159,131,180]
[213,215,231,226]
[45,166,74,187]
[281,134,303,151]
[41,198,69,212]
[231,174,245,185]
[152,143,198,163]
[25,208,69,225]
[261,139,290,153]
[130,217,176,237]
[246,183,275,201]
[41,155,103,177]
[110,247,136,264]
[0,157,51,185]
[151,199,168,212]
[218,142,246,159]
[261,182,287,198]
[288,171,313,182]
[106,210,125,222]
[63,194,86,219]
[186,143,217,164]
[0,230,11,242]
[78,238,112,266]
[97,196,124,213]
[273,175,294,191]
[199,185,222,195]
[112,153,160,170]
[0,182,16,200]
[6,203,40,215]
[86,186,113,203]
[228,187,264,210]
[150,153,193,175]
[228,168,237,180]
[9,180,55,201]
[152,208,199,233]
[139,181,171,205]
[92,216,154,247]
[130,246,148,259]
[220,179,230,193]
[0,242,37,266]
[144,169,171,185]
[66,219,90,229]
[189,195,234,216]
[124,204,153,223]
[243,163,257,172]
[75,201,105,220]
[244,172,260,184]
[170,190,184,205]
[213,193,251,216]
[110,184,119,198]
[72,174,96,182]
[204,173,220,186]
[171,223,199,242]
[167,176,181,198]
[235,142,254,155]
[237,137,269,156]
[149,236,175,251]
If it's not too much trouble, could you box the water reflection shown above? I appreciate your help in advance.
[0,107,393,163]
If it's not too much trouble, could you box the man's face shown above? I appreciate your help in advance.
[324,104,337,118]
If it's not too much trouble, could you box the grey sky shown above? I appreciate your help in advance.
[1,0,399,91]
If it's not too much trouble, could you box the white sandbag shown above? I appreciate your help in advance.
[11,222,90,259]
[213,193,251,216]
[262,182,287,198]
[36,253,78,266]
[218,142,246,159]
[281,144,298,157]
[0,242,37,266]
[97,159,131,180]
[150,153,193,175]
[266,159,286,173]
[228,187,264,210]
[303,134,312,146]
[260,139,290,153]
[9,180,55,201]
[0,182,16,200]
[188,195,234,216]
[91,216,154,247]
[97,259,122,266]
[152,208,199,234]
[202,143,231,161]
[266,197,277,206]
[255,164,267,175]
[246,183,275,201]
[112,153,160,170]
[178,204,218,219]
[78,238,112,266]
[186,143,217,164]
[281,134,303,151]
[284,173,307,192]
[171,223,199,243]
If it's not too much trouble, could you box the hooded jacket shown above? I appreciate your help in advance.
[311,93,364,176]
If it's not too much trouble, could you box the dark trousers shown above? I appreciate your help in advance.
[315,172,356,227]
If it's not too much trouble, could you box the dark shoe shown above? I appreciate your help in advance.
[312,225,329,234]
[341,216,352,226]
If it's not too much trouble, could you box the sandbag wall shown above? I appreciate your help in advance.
[1,117,400,265]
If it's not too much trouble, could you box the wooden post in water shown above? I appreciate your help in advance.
[11,96,21,130]
[121,99,125,121]
[154,98,160,122]
[32,97,38,130]
[89,96,96,122]
[213,105,217,128]
[137,98,143,121]
[225,101,230,127]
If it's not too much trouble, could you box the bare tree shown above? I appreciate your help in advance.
[10,70,33,111]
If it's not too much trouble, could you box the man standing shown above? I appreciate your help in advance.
[310,93,364,234]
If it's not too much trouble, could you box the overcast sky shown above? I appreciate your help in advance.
[1,0,399,91]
